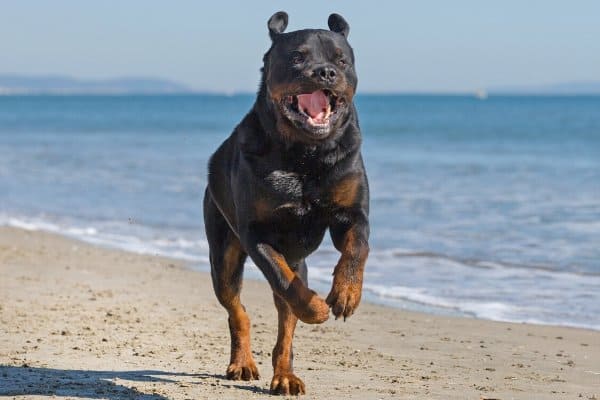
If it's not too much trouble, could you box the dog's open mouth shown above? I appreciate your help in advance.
[280,89,345,135]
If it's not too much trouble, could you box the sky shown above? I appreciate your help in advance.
[1,0,599,93]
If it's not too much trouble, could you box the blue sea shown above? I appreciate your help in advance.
[1,94,599,330]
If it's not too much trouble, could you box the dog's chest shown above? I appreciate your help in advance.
[265,170,304,199]
[262,169,327,217]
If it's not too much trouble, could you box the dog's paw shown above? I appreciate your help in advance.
[226,360,260,381]
[270,372,306,395]
[292,292,330,324]
[326,279,362,321]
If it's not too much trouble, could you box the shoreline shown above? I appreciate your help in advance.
[1,226,598,399]
[3,217,598,332]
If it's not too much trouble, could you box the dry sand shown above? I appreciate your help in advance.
[0,226,598,399]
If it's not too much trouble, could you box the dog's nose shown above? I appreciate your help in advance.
[314,66,337,84]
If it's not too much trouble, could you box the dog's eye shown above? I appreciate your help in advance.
[338,58,348,68]
[291,51,305,65]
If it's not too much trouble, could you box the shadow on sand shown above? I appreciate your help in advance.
[0,364,233,399]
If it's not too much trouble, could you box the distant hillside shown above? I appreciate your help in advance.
[0,74,192,94]
[490,81,600,95]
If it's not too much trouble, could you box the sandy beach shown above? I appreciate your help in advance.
[0,226,598,399]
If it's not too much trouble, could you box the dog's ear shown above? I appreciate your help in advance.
[328,13,349,38]
[268,11,288,40]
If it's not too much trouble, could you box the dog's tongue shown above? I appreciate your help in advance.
[297,90,328,120]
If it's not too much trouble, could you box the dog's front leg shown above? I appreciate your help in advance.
[244,240,329,324]
[327,209,370,320]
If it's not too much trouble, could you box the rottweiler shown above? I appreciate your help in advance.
[203,11,370,395]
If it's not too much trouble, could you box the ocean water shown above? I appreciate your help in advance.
[1,94,599,330]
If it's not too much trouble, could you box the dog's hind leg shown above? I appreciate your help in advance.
[204,190,259,381]
[270,260,306,395]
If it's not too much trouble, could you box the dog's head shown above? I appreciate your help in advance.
[261,12,357,142]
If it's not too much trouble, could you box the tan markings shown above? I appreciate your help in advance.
[254,198,272,221]
[326,228,370,320]
[343,84,356,103]
[216,241,243,308]
[285,277,330,324]
[343,230,369,264]
[258,244,296,282]
[268,82,302,103]
[217,240,260,380]
[222,241,241,278]
[267,82,312,142]
[344,229,355,251]
[226,304,260,380]
[270,295,306,395]
[332,175,361,207]
[270,250,296,282]
[336,229,369,282]
[259,245,329,324]
[272,294,296,373]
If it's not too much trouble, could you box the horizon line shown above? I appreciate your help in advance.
[2,90,600,97]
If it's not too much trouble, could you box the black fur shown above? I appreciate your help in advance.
[203,11,370,394]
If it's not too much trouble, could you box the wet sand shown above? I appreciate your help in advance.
[1,226,598,399]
